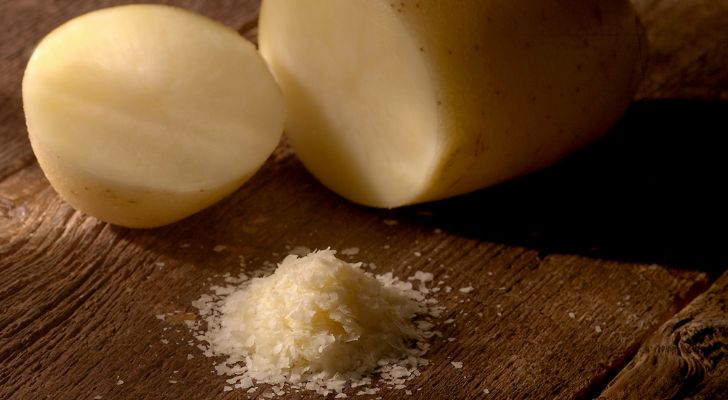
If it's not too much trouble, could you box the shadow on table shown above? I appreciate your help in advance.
[409,99,728,274]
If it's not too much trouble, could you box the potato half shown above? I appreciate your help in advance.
[259,0,646,207]
[23,5,285,228]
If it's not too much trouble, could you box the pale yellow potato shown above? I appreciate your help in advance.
[23,5,285,228]
[259,0,646,207]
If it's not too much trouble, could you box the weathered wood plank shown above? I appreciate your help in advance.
[590,2,728,398]
[0,0,260,182]
[1,0,727,399]
[600,271,728,399]
[0,160,711,400]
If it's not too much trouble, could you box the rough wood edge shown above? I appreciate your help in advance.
[598,271,728,399]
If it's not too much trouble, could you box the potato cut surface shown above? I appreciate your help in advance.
[24,5,285,227]
[260,0,440,207]
[260,0,645,208]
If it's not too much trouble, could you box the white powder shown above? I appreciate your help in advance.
[408,271,434,283]
[288,246,312,256]
[190,249,440,397]
[340,247,360,256]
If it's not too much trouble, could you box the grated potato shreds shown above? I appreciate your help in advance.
[190,249,442,397]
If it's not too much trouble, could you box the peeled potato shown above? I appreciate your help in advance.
[259,0,646,207]
[23,5,285,228]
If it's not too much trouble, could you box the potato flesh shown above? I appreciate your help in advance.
[259,0,645,207]
[260,0,439,207]
[23,5,285,227]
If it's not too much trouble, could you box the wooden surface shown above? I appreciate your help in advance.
[1,1,726,399]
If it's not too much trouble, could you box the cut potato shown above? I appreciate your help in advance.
[23,5,285,228]
[259,0,646,207]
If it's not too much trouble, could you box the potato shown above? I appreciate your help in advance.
[259,0,646,207]
[23,5,285,228]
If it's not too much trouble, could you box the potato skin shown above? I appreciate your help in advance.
[261,0,647,207]
[30,137,252,228]
[23,5,285,228]
[399,0,647,202]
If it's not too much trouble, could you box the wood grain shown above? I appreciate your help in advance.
[600,272,728,399]
[1,0,727,399]
[0,157,711,400]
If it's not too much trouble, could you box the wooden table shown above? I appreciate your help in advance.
[1,1,726,399]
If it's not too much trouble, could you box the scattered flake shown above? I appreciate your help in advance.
[116,380,124,386]
[155,314,166,321]
[383,244,390,249]
[187,354,194,360]
[169,380,178,384]
[224,273,248,284]
[189,249,443,397]
[434,228,442,234]
[406,389,412,395]
[444,319,455,325]
[484,388,490,394]
[451,362,463,369]
[459,286,474,294]
[383,219,399,226]
[444,286,452,293]
[408,271,434,283]
[595,325,603,333]
[447,338,456,342]
[413,251,422,257]
[289,246,311,256]
[568,312,576,319]
[340,247,360,256]
[155,262,166,267]
[335,394,348,398]
[161,339,169,345]
[179,243,190,248]
[356,388,380,395]
[223,386,233,392]
[213,245,228,252]
[94,396,102,400]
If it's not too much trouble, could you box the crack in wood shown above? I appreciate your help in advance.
[576,275,714,400]
[598,273,728,399]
